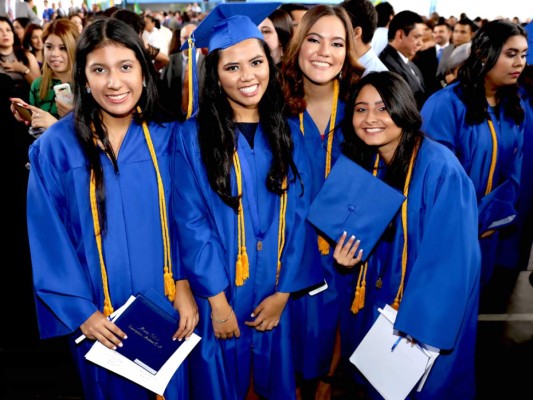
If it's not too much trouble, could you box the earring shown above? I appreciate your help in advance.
[143,80,146,87]
[86,87,91,94]
[338,71,343,80]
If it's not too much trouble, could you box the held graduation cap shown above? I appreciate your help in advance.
[180,1,282,119]
[307,154,406,263]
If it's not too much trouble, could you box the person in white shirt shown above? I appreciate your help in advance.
[341,0,388,76]
[142,13,168,55]
[371,1,394,56]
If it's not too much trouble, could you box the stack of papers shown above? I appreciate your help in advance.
[82,291,201,396]
[350,305,439,400]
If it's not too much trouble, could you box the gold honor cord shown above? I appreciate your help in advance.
[299,79,340,256]
[485,119,498,195]
[90,109,176,317]
[276,178,288,286]
[185,37,194,120]
[233,150,249,286]
[232,151,288,288]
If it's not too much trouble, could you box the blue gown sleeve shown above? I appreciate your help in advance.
[172,120,230,298]
[394,146,481,350]
[27,141,99,339]
[420,87,464,152]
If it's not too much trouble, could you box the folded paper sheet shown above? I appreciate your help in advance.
[350,305,439,400]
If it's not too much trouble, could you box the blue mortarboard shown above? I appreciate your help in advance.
[180,2,281,119]
[526,21,533,65]
[181,2,281,53]
[307,154,406,262]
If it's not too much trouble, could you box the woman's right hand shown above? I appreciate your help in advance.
[80,310,127,350]
[333,231,363,268]
[9,97,31,125]
[209,292,240,340]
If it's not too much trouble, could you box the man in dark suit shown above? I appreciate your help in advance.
[413,18,451,96]
[436,17,477,81]
[379,10,427,109]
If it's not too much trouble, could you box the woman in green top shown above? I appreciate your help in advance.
[11,19,79,134]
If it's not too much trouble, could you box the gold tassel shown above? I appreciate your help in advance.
[103,300,113,318]
[351,287,361,314]
[235,255,243,286]
[351,262,368,314]
[156,395,165,400]
[241,246,249,281]
[318,235,330,255]
[359,281,366,309]
[391,299,400,311]
[164,266,176,301]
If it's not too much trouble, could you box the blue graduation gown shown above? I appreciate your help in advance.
[172,119,321,400]
[27,113,188,400]
[340,138,481,399]
[288,101,351,380]
[496,86,533,269]
[421,82,523,283]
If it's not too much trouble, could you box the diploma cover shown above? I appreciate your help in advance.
[113,290,183,375]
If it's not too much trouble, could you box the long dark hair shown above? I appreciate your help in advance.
[457,19,526,125]
[197,39,299,212]
[73,17,167,232]
[0,16,30,66]
[281,4,364,115]
[342,71,424,190]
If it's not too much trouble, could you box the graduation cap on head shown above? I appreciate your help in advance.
[180,2,281,119]
[307,154,406,262]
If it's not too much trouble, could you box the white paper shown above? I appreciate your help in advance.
[487,214,516,229]
[85,332,200,395]
[83,295,201,396]
[349,305,439,400]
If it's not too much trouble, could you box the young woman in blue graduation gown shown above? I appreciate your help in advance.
[280,5,364,396]
[420,20,528,287]
[172,15,321,400]
[26,19,198,400]
[335,71,481,399]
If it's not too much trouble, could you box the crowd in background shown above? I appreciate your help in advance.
[1,1,532,399]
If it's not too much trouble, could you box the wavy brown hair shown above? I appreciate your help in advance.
[281,4,364,115]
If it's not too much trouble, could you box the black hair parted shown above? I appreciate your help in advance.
[342,71,424,190]
[197,39,299,212]
[72,17,169,232]
[457,19,526,125]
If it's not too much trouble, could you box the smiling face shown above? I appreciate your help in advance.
[352,84,402,164]
[30,28,44,51]
[298,15,346,86]
[217,38,269,121]
[85,44,143,121]
[44,34,70,74]
[485,34,528,91]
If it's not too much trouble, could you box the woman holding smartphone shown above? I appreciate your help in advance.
[11,19,79,136]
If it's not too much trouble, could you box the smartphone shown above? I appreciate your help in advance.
[12,102,32,122]
[53,83,73,105]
